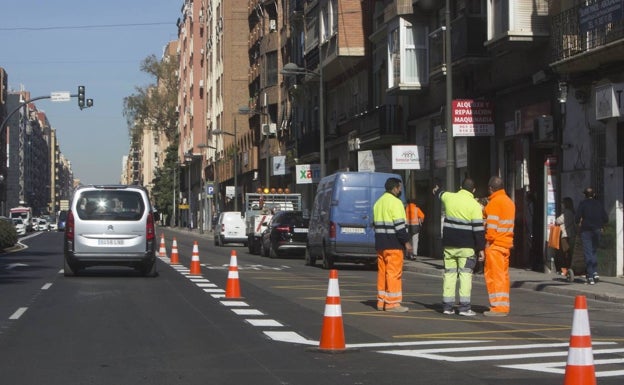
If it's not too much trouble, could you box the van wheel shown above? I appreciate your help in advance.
[304,249,317,266]
[321,248,334,269]
[141,260,157,277]
[64,257,77,277]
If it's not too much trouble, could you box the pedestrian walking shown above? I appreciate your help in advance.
[554,197,576,275]
[575,187,608,285]
[483,176,515,317]
[373,177,412,312]
[433,178,485,316]
[405,198,425,259]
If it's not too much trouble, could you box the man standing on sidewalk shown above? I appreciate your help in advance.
[483,176,515,317]
[433,178,485,316]
[374,177,412,313]
[575,187,608,285]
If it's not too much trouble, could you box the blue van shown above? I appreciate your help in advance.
[305,171,405,269]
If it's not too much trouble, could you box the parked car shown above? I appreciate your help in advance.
[36,218,50,231]
[63,185,157,277]
[260,210,309,258]
[12,218,27,236]
[214,211,247,246]
[49,222,58,231]
[306,171,405,269]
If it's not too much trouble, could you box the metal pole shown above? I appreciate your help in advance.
[445,0,455,191]
[172,167,176,227]
[319,64,325,179]
[199,162,204,234]
[187,164,191,229]
[234,117,238,211]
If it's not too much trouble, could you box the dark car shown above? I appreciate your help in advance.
[260,210,309,258]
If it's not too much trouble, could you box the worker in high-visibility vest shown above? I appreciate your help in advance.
[483,176,515,317]
[433,178,485,316]
[374,177,412,313]
[405,198,425,259]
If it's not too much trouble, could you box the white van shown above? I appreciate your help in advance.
[214,211,247,246]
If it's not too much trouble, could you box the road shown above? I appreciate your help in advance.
[1,229,623,384]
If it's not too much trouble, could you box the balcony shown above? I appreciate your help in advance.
[551,3,624,75]
[429,15,488,77]
[337,104,404,148]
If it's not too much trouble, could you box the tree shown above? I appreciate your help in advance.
[150,138,179,226]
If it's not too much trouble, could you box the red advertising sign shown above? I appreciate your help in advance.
[452,99,495,137]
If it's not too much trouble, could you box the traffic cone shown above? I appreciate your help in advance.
[564,295,596,385]
[225,250,242,298]
[170,238,180,264]
[319,269,346,351]
[189,241,201,275]
[158,233,167,258]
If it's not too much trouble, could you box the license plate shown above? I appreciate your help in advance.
[98,239,124,245]
[293,228,308,233]
[341,227,365,234]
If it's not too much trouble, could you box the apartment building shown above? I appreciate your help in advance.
[170,0,621,272]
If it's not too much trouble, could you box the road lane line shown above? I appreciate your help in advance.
[41,283,53,290]
[9,307,28,320]
[247,319,283,327]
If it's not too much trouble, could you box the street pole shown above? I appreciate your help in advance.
[234,117,238,211]
[172,166,177,227]
[445,0,455,191]
[319,63,325,179]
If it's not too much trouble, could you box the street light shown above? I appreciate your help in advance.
[281,62,325,179]
[213,123,238,212]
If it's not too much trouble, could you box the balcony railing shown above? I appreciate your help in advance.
[551,2,624,62]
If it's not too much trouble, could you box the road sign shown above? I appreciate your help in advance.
[50,92,71,102]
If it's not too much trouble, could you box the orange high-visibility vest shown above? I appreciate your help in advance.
[405,203,424,226]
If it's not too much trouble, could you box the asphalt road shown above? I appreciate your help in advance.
[1,230,623,384]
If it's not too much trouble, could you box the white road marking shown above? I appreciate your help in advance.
[9,307,28,320]
[220,301,249,307]
[501,358,624,377]
[246,319,283,327]
[232,309,264,316]
[41,283,52,290]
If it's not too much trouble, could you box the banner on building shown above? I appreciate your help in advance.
[452,99,495,137]
[391,145,425,170]
[295,164,321,184]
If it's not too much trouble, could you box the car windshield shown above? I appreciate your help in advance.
[76,191,145,221]
[12,218,23,225]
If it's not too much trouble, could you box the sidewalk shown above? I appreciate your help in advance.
[160,226,624,304]
[405,256,624,305]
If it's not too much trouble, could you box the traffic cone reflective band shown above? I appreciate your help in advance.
[189,241,201,275]
[158,233,167,258]
[564,295,596,385]
[319,269,346,351]
[170,238,180,264]
[225,250,241,298]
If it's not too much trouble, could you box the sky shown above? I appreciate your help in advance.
[1,0,181,184]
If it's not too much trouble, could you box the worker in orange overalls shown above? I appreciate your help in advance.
[405,198,425,259]
[483,176,516,317]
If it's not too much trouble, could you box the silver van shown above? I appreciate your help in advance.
[214,211,247,246]
[63,185,157,276]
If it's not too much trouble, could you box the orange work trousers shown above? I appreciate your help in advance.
[484,244,511,313]
[377,249,404,310]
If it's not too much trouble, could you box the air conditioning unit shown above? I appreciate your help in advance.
[269,19,277,32]
[199,79,204,88]
[261,123,277,136]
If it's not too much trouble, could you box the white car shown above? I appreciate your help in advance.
[49,222,58,231]
[37,219,50,231]
[12,218,27,236]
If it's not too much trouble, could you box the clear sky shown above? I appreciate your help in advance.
[1,0,181,184]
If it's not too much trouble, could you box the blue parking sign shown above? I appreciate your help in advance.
[206,184,214,196]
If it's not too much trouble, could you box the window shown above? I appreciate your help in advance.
[388,18,428,89]
[320,0,338,43]
[266,51,278,87]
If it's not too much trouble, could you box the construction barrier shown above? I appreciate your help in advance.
[564,295,596,385]
[225,250,241,298]
[158,233,167,258]
[319,269,346,351]
[170,238,179,264]
[189,241,201,275]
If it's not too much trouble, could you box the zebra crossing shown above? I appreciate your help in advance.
[377,340,624,377]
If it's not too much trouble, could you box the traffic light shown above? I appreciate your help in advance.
[86,98,93,108]
[78,85,85,109]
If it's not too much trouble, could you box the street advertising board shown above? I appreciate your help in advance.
[452,99,495,137]
[295,164,321,184]
[391,145,425,170]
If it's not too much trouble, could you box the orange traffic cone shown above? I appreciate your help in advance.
[225,250,241,298]
[564,295,596,385]
[170,238,179,264]
[189,241,201,275]
[319,269,346,351]
[158,233,167,258]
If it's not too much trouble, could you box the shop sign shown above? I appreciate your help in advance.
[452,99,495,137]
[595,82,624,120]
[391,145,426,170]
